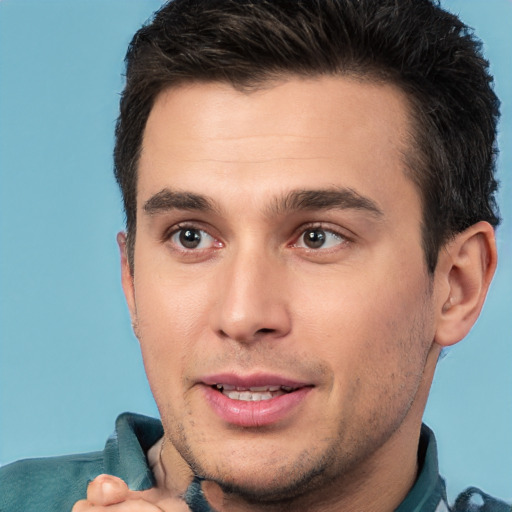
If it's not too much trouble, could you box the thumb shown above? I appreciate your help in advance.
[86,474,130,505]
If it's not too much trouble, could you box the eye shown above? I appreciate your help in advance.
[170,227,216,250]
[295,227,346,250]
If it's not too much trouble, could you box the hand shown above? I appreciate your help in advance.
[71,474,189,511]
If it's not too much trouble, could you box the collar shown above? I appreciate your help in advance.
[395,424,449,512]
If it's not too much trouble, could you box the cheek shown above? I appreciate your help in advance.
[130,269,214,403]
[134,264,212,340]
[312,280,433,443]
[294,257,434,380]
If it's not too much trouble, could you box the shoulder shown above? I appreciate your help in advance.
[0,412,163,512]
[0,450,104,511]
[452,487,511,512]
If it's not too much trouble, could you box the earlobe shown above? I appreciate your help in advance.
[117,231,137,324]
[434,221,497,347]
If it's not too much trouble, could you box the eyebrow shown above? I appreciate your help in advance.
[143,189,218,215]
[143,186,383,218]
[268,187,384,217]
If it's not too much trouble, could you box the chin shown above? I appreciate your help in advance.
[193,443,340,505]
[212,471,323,505]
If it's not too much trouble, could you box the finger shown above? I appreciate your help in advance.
[71,499,95,512]
[90,499,164,511]
[87,474,130,505]
[72,498,166,512]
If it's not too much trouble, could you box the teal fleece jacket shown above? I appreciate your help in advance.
[0,413,509,512]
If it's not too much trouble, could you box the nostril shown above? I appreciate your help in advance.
[256,328,275,334]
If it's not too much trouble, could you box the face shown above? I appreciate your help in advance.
[121,76,440,502]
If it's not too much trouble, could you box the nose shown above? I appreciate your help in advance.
[211,247,292,343]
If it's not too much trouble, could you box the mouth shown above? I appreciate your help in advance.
[201,374,312,427]
[213,384,297,401]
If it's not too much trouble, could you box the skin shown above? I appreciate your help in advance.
[73,76,496,512]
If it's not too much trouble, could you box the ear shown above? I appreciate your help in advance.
[117,231,137,324]
[434,221,497,347]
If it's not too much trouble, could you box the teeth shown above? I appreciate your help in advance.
[224,390,283,401]
[216,384,235,391]
[214,384,297,401]
[249,385,280,392]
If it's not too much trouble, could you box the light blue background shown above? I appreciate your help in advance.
[0,0,510,504]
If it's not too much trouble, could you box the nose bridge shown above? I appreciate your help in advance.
[213,240,291,342]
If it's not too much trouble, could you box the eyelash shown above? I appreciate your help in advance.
[163,222,353,255]
[290,223,352,251]
[163,223,221,251]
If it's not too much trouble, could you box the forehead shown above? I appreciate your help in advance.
[137,76,420,220]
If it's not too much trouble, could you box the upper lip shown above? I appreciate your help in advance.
[201,372,311,389]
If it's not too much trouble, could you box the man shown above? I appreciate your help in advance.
[0,0,510,511]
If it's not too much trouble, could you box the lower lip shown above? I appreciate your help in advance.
[202,386,312,427]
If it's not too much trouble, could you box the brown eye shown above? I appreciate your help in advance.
[303,228,327,248]
[295,227,346,250]
[179,228,202,248]
[171,228,216,250]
